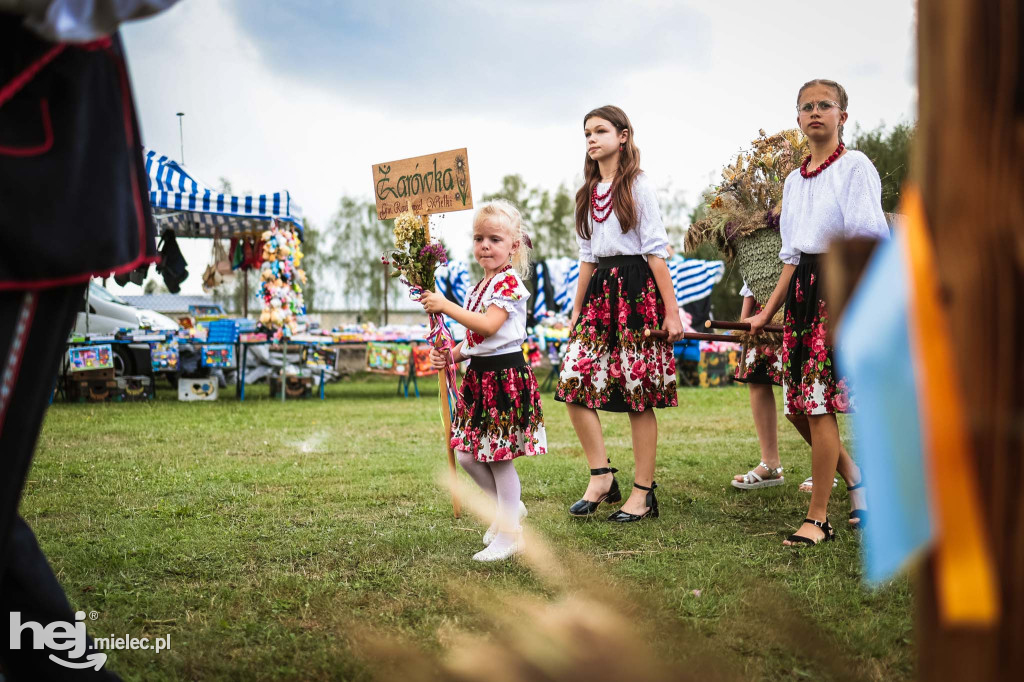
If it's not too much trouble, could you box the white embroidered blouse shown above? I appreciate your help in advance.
[576,172,669,263]
[779,150,890,265]
[460,267,530,358]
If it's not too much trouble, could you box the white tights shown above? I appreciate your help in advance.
[455,449,522,549]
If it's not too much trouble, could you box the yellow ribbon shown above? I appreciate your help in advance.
[900,185,998,625]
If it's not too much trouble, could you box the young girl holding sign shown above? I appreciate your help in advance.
[746,79,889,546]
[556,105,683,522]
[420,200,546,562]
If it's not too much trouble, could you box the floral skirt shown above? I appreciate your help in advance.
[450,351,547,462]
[734,302,783,386]
[555,255,678,412]
[782,253,853,415]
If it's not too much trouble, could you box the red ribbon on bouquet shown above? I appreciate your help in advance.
[409,286,461,413]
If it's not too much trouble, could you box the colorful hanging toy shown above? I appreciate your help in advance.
[257,219,306,340]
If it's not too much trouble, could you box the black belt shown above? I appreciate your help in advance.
[596,255,647,269]
[467,351,527,372]
[799,252,823,265]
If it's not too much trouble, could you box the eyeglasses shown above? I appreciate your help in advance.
[797,100,842,114]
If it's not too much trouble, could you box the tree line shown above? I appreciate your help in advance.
[300,121,913,321]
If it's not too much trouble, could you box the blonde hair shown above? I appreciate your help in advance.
[797,78,849,142]
[473,199,532,278]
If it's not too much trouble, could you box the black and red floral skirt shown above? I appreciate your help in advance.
[450,351,547,463]
[781,253,853,415]
[555,255,677,412]
[735,302,783,386]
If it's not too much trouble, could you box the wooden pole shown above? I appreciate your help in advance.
[645,329,740,343]
[423,214,461,518]
[705,320,784,334]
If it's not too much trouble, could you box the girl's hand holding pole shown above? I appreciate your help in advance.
[662,308,684,342]
[419,290,449,314]
[428,347,448,369]
[744,311,769,334]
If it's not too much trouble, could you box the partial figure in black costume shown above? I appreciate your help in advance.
[1,2,177,678]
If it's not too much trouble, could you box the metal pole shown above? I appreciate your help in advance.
[176,112,185,165]
[383,260,389,325]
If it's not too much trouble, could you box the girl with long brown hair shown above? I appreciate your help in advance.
[555,105,683,522]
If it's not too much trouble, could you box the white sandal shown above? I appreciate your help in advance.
[799,476,838,492]
[731,462,785,490]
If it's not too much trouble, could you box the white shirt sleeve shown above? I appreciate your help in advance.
[778,176,801,265]
[634,176,669,259]
[8,0,179,42]
[739,281,754,298]
[576,231,596,264]
[840,159,891,241]
[484,271,528,314]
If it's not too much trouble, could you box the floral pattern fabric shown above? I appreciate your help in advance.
[462,267,531,357]
[781,257,853,415]
[555,258,677,412]
[734,302,783,386]
[450,360,547,462]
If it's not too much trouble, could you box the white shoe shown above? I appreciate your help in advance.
[483,500,527,545]
[472,533,524,562]
[731,462,785,490]
[799,476,839,492]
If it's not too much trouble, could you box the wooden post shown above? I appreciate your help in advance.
[913,2,1022,678]
[423,214,461,518]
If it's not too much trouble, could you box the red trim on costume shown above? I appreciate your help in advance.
[106,44,151,275]
[0,98,53,157]
[0,44,66,108]
[0,255,159,292]
[0,292,38,433]
[0,37,157,292]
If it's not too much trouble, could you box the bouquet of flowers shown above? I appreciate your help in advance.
[686,128,809,260]
[382,208,448,293]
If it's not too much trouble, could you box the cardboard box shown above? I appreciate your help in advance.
[269,375,313,399]
[178,378,218,401]
[697,350,740,388]
[116,375,154,401]
[66,378,117,402]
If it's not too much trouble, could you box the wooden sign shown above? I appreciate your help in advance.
[371,148,472,220]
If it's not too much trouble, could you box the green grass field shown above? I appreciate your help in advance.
[24,375,913,681]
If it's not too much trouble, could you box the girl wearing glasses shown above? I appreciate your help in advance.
[746,79,889,546]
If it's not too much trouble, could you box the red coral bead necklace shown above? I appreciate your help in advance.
[591,182,614,223]
[467,263,513,312]
[800,142,845,179]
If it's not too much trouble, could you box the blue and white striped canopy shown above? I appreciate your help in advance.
[550,256,724,314]
[436,260,472,305]
[144,149,303,238]
[669,256,725,305]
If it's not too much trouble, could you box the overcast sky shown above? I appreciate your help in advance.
[115,0,916,299]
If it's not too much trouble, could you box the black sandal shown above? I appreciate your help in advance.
[568,461,621,517]
[607,481,659,522]
[847,482,867,529]
[785,517,835,546]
